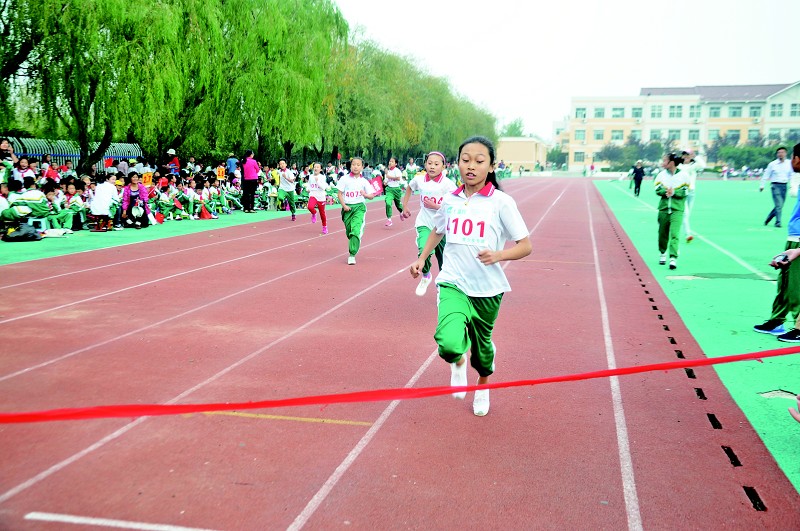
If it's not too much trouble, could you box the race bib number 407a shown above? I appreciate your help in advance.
[446,203,492,246]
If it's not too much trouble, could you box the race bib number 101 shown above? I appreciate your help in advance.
[446,203,491,246]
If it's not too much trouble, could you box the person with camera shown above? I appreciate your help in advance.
[754,143,800,341]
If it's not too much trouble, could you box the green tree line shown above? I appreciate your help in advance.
[1,0,496,171]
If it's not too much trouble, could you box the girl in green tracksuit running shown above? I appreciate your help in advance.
[383,157,405,226]
[337,157,377,265]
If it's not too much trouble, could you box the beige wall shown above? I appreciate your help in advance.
[497,137,547,170]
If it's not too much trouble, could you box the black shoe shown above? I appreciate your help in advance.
[778,328,800,342]
[776,223,782,228]
[753,319,786,335]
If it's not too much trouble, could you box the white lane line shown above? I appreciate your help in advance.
[0,264,412,505]
[587,185,643,531]
[0,221,310,290]
[606,183,773,281]
[287,349,439,531]
[287,181,566,530]
[0,213,402,326]
[0,179,550,508]
[25,511,218,530]
[0,227,412,383]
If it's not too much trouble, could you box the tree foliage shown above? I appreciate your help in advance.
[2,0,497,167]
[500,118,525,137]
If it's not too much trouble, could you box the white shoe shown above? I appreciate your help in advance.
[415,273,432,296]
[450,360,467,399]
[669,257,677,270]
[659,253,666,265]
[473,389,490,416]
[347,256,356,265]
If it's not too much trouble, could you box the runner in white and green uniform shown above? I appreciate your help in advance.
[277,158,297,220]
[337,157,377,265]
[402,151,457,296]
[384,157,405,226]
[410,136,531,417]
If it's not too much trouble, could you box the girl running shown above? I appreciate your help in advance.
[383,157,405,226]
[337,157,377,265]
[306,162,330,234]
[402,151,457,296]
[410,136,531,416]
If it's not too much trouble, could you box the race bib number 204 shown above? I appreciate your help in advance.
[446,203,492,246]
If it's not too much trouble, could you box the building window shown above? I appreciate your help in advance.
[668,130,681,141]
[649,129,661,141]
[748,129,761,141]
[575,130,586,141]
[727,130,741,143]
[632,107,643,119]
[630,130,642,141]
[791,104,800,117]
[594,107,605,118]
[611,107,624,118]
[708,129,720,141]
[611,130,624,141]
[574,152,585,163]
[688,105,701,118]
[669,105,683,118]
[650,105,662,118]
[709,106,721,118]
[770,104,783,117]
[729,106,742,118]
[768,129,781,141]
[575,108,586,119]
[688,130,700,141]
[749,106,762,118]
[594,129,604,141]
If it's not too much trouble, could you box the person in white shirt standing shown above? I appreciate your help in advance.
[402,151,457,296]
[410,136,531,416]
[680,149,703,242]
[306,162,330,234]
[760,147,795,228]
[383,157,405,226]
[337,157,377,265]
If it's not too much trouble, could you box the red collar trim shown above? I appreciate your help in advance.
[425,173,443,183]
[452,182,495,197]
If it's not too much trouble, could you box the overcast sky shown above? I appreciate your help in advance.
[334,0,796,141]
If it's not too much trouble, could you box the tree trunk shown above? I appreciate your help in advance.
[78,123,113,175]
[282,140,294,161]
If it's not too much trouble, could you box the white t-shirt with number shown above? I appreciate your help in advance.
[433,183,529,297]
[307,173,328,201]
[385,167,403,188]
[409,173,458,229]
[337,174,373,205]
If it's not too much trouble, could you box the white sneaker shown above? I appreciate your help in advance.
[385,219,393,227]
[473,389,490,416]
[659,253,666,265]
[450,360,467,399]
[347,256,356,265]
[669,257,677,270]
[415,273,432,296]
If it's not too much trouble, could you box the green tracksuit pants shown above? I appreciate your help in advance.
[341,202,366,257]
[416,225,445,276]
[385,187,404,218]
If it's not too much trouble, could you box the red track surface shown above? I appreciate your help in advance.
[1,179,798,530]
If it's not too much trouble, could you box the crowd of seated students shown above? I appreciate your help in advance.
[0,140,461,240]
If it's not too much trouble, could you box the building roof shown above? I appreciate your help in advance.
[639,83,793,102]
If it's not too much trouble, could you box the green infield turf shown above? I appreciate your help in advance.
[597,177,800,492]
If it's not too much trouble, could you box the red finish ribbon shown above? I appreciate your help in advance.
[2,346,798,424]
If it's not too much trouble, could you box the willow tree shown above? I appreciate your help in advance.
[30,0,189,171]
[215,0,347,161]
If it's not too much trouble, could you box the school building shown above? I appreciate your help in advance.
[496,136,548,172]
[555,81,800,171]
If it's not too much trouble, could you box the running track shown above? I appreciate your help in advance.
[0,178,798,530]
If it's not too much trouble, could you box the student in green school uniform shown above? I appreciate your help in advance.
[410,136,531,417]
[337,157,377,265]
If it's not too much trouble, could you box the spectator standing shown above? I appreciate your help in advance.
[754,143,800,340]
[631,160,645,196]
[760,147,794,228]
[680,150,704,242]
[241,150,259,213]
